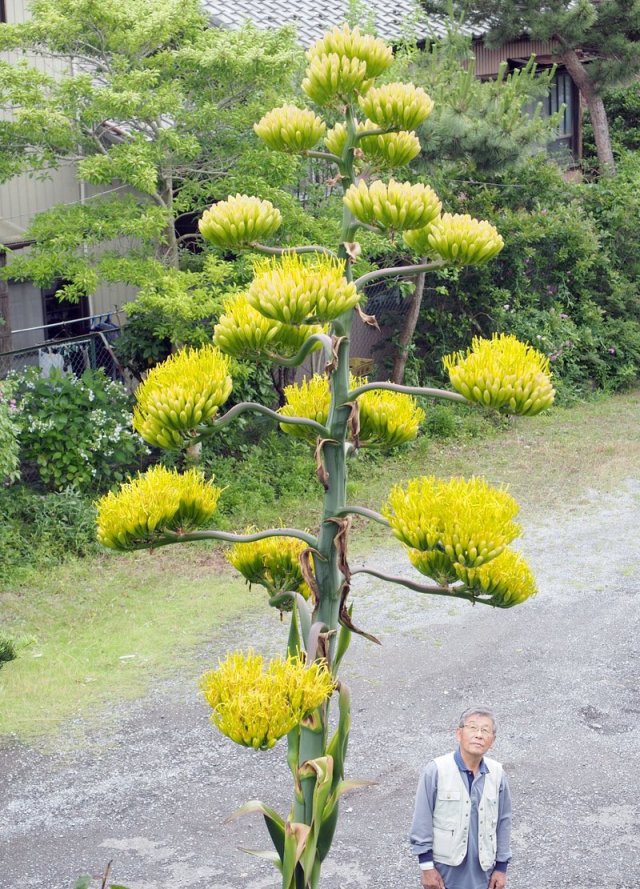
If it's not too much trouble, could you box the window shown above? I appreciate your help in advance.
[545,69,576,157]
[0,2,6,24]
[42,283,90,339]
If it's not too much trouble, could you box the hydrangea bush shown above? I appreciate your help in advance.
[96,25,554,888]
[7,367,148,492]
[0,384,20,484]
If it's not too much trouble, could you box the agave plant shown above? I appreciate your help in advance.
[97,23,554,889]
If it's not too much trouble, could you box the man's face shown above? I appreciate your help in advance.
[455,715,496,759]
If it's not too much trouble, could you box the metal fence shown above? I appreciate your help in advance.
[0,329,125,384]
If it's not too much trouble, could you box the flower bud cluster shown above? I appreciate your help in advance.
[307,24,394,79]
[199,650,334,749]
[254,104,326,153]
[324,120,367,157]
[227,535,312,605]
[443,334,555,415]
[420,213,504,265]
[343,179,441,232]
[199,194,281,249]
[358,82,434,131]
[247,253,359,325]
[302,25,394,106]
[302,53,370,106]
[213,293,325,360]
[97,465,221,551]
[359,128,421,168]
[133,346,232,449]
[383,476,521,584]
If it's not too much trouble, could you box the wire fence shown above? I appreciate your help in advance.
[0,330,125,385]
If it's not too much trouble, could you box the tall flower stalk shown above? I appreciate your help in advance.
[97,24,554,889]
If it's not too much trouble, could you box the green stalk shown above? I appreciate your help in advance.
[292,104,359,843]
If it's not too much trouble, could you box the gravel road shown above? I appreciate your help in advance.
[1,480,639,889]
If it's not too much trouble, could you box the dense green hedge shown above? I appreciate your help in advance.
[399,152,640,400]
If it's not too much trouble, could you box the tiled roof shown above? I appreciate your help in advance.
[203,0,483,47]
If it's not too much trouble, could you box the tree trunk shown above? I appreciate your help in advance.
[558,45,616,176]
[158,173,180,268]
[391,270,426,384]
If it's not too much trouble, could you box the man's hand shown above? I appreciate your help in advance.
[488,870,507,889]
[420,868,445,889]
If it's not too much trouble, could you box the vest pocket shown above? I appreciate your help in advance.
[433,791,462,830]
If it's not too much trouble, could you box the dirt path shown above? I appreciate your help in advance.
[1,480,639,889]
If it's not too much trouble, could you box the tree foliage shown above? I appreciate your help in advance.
[0,0,306,303]
[424,0,640,173]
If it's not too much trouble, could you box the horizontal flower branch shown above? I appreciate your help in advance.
[264,332,334,368]
[250,242,339,260]
[346,381,467,404]
[198,402,330,437]
[149,526,319,551]
[333,505,390,526]
[354,259,445,290]
[351,567,505,607]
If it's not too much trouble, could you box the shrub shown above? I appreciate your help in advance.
[406,155,640,397]
[0,486,99,583]
[6,367,148,492]
[0,634,17,668]
[195,430,318,527]
[0,384,20,484]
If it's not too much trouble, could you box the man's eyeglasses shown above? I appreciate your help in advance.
[462,724,494,737]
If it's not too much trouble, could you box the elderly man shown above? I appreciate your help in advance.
[409,707,512,889]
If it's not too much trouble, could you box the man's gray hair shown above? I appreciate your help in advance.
[458,707,497,734]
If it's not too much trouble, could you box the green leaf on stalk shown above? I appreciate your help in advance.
[226,799,286,864]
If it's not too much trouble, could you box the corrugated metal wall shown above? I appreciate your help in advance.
[473,39,558,76]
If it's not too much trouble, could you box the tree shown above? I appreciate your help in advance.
[426,0,640,175]
[0,0,309,310]
[387,28,559,381]
[96,24,554,889]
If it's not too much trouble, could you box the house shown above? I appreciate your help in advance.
[0,0,580,368]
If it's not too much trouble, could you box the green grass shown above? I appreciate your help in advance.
[1,389,638,744]
[0,547,261,744]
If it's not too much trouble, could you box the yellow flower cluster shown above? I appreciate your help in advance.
[200,651,335,750]
[383,476,521,580]
[358,386,425,446]
[422,213,504,265]
[227,535,312,602]
[254,104,327,153]
[343,179,442,231]
[302,25,393,105]
[454,549,537,607]
[213,293,325,360]
[279,374,424,447]
[199,194,282,249]
[307,24,394,79]
[358,82,434,131]
[443,334,555,416]
[97,465,221,551]
[247,253,359,324]
[279,374,331,443]
[133,346,232,449]
[360,127,421,168]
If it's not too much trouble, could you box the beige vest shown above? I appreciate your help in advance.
[432,752,502,871]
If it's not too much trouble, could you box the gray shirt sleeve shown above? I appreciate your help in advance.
[496,771,513,863]
[409,761,438,856]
